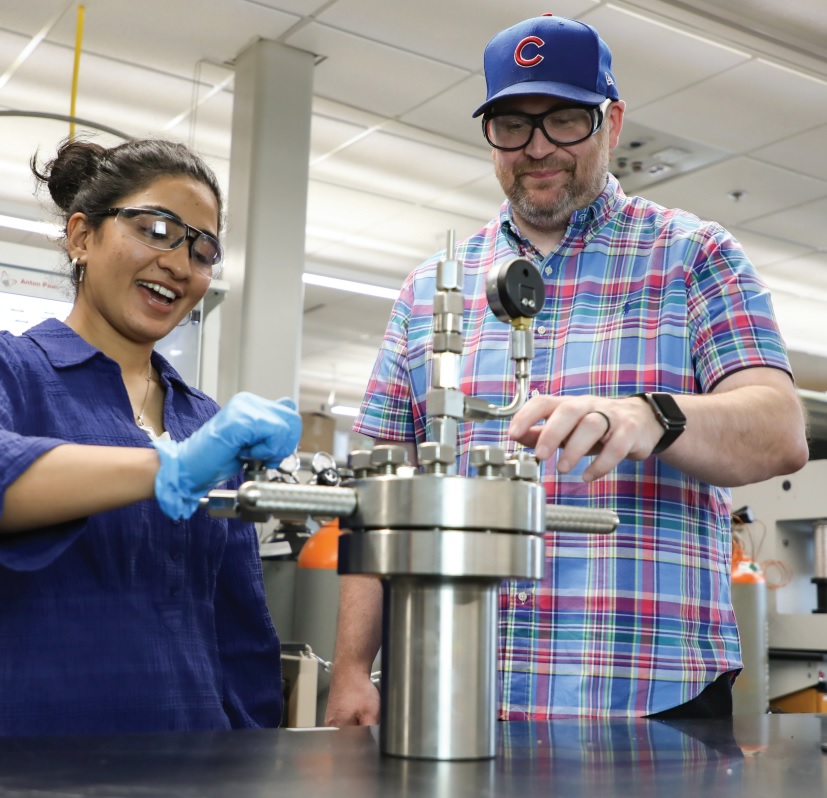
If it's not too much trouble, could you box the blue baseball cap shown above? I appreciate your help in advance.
[472,15,619,118]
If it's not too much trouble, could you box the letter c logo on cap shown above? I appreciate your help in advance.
[514,36,544,67]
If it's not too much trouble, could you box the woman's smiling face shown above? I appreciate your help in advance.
[67,175,219,346]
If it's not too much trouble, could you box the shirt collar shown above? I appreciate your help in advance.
[499,173,625,251]
[25,317,197,395]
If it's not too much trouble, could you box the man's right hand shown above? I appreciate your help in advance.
[324,668,380,727]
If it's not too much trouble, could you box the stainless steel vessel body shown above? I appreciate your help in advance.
[337,472,547,759]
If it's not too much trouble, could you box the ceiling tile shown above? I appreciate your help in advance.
[310,129,491,204]
[0,2,74,38]
[305,237,422,279]
[640,157,827,228]
[427,172,505,220]
[400,75,489,149]
[583,4,751,109]
[632,59,827,152]
[306,181,413,233]
[168,90,234,162]
[374,205,494,256]
[751,123,827,182]
[728,226,815,269]
[310,115,370,161]
[7,41,193,136]
[45,0,301,81]
[316,0,600,71]
[761,252,827,292]
[655,0,827,64]
[740,196,827,250]
[286,22,469,117]
[311,96,387,129]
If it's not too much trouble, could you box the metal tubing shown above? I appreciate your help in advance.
[380,577,498,760]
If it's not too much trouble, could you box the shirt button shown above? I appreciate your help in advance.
[531,389,540,398]
[537,326,546,335]
[517,591,528,602]
[544,266,553,277]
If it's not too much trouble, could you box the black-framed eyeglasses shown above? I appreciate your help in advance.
[97,206,224,279]
[483,98,613,151]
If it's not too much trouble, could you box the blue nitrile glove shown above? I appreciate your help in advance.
[153,392,302,520]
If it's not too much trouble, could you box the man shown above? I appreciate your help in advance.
[325,14,808,723]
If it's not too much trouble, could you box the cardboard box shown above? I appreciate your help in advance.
[300,412,336,454]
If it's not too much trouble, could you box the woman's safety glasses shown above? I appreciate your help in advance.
[99,206,224,279]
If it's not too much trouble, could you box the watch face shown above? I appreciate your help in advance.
[634,393,687,454]
[650,393,686,429]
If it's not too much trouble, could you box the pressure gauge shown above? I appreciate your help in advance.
[485,257,545,323]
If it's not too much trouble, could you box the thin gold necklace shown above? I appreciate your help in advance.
[134,361,153,432]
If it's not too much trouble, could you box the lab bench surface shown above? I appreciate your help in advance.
[0,713,824,797]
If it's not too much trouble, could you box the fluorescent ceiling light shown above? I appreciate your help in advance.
[0,214,61,236]
[303,272,399,300]
[330,404,360,417]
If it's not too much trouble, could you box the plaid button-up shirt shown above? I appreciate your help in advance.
[354,175,790,717]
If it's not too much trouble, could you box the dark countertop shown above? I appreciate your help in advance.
[0,714,824,797]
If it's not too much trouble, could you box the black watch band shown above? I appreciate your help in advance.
[633,393,686,454]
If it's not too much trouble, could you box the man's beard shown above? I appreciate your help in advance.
[498,147,609,231]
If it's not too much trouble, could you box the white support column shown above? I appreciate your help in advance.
[218,40,313,404]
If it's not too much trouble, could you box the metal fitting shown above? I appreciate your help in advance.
[469,445,506,477]
[503,453,540,481]
[348,449,374,478]
[436,260,461,291]
[242,459,269,482]
[432,332,464,355]
[433,292,464,315]
[431,352,462,388]
[426,388,466,418]
[369,444,410,475]
[418,441,456,475]
[429,416,459,451]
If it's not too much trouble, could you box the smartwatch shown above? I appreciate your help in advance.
[633,393,686,454]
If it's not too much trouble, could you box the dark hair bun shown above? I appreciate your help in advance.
[31,139,106,212]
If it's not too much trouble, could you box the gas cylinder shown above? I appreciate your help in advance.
[731,552,769,715]
[293,519,343,725]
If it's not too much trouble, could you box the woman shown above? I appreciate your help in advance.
[0,137,301,736]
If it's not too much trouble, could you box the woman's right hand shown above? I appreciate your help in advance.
[153,392,302,520]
